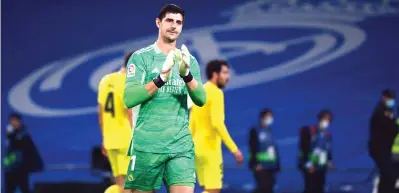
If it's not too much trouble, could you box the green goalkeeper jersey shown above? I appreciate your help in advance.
[125,43,203,154]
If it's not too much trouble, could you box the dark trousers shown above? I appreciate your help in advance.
[302,170,326,193]
[392,161,399,193]
[5,171,31,193]
[252,169,276,193]
[371,154,396,193]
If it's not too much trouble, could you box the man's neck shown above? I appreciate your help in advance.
[156,38,176,55]
[209,79,218,87]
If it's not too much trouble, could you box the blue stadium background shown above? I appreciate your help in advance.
[2,0,399,192]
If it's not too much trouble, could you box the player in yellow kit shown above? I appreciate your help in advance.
[189,60,244,193]
[98,52,134,193]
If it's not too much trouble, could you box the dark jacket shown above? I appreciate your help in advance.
[4,126,44,173]
[298,125,332,171]
[248,126,281,172]
[368,102,398,158]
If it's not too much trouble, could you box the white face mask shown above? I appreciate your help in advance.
[263,118,273,127]
[319,120,329,130]
[6,124,14,133]
[386,99,395,108]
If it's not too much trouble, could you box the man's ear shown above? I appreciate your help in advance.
[212,72,218,79]
[155,18,161,28]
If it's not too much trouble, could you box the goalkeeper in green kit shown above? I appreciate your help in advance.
[123,4,206,193]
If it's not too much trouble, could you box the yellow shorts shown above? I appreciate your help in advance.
[195,153,223,189]
[106,148,130,177]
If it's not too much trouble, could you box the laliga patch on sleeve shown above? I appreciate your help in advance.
[127,63,136,77]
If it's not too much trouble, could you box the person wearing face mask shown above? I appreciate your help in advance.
[3,113,43,193]
[368,89,398,193]
[248,109,281,193]
[298,109,333,193]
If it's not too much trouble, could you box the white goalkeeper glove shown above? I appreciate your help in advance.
[176,45,193,82]
[153,50,175,88]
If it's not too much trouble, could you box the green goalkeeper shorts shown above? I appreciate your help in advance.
[124,148,196,191]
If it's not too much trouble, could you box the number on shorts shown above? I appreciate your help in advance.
[131,156,136,171]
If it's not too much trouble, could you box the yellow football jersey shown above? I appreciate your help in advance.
[98,72,132,149]
[189,82,238,154]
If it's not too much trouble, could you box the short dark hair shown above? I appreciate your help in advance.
[206,59,229,80]
[382,88,395,99]
[317,109,333,121]
[158,4,184,21]
[123,51,134,68]
[9,113,22,121]
[260,108,273,119]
